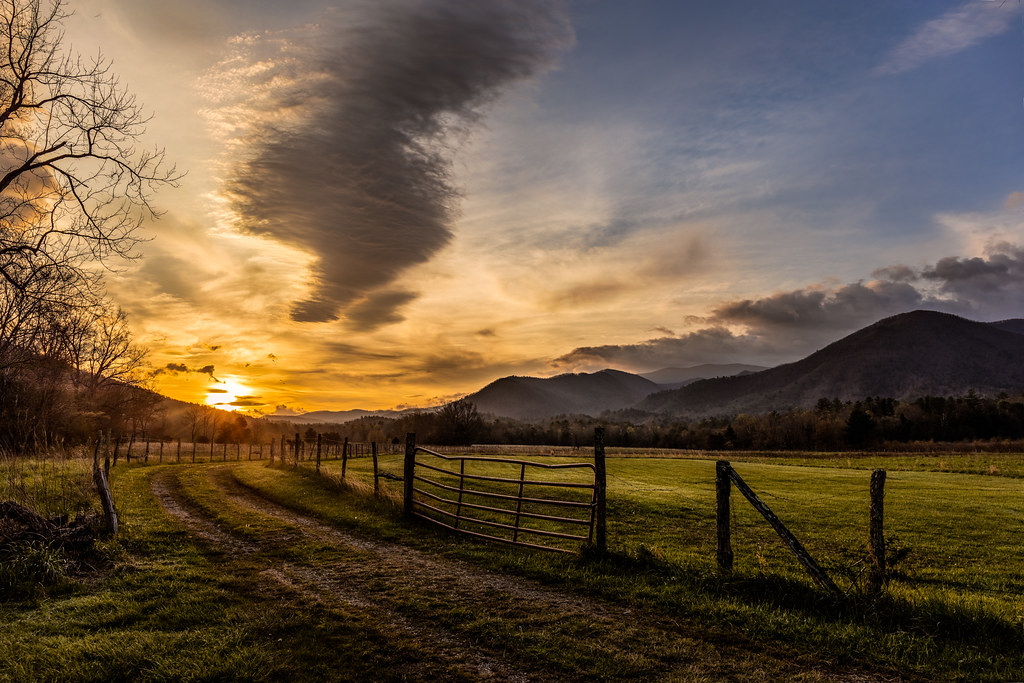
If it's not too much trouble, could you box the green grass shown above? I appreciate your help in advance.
[1,450,1022,681]
[0,465,479,682]
[326,452,1024,680]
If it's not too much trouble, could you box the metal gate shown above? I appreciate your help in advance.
[406,445,599,554]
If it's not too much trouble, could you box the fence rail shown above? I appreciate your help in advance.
[403,435,606,554]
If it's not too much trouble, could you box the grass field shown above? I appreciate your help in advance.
[1,447,1022,681]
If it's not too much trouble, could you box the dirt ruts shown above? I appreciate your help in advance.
[151,468,545,682]
[150,465,903,683]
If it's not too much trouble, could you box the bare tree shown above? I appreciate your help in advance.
[183,403,204,445]
[0,0,177,291]
[0,0,176,450]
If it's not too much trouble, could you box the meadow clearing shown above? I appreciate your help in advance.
[1,445,1021,681]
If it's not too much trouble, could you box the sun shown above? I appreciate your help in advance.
[205,377,254,412]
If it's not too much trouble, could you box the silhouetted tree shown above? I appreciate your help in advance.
[436,399,483,445]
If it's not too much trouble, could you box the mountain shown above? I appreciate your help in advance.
[640,363,767,388]
[265,408,415,425]
[990,319,1024,335]
[638,310,1024,417]
[466,369,661,420]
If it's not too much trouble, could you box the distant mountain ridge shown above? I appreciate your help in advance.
[465,369,660,420]
[265,408,416,424]
[638,310,1024,417]
[640,363,767,388]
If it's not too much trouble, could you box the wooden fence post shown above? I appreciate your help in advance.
[316,433,322,473]
[103,431,111,476]
[177,439,181,464]
[404,433,416,517]
[192,439,196,463]
[294,433,300,468]
[592,427,607,552]
[372,441,379,495]
[92,433,102,471]
[144,438,150,464]
[112,435,121,467]
[92,464,118,535]
[342,437,349,481]
[716,461,734,571]
[868,469,887,593]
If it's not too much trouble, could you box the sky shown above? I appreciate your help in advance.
[61,0,1024,414]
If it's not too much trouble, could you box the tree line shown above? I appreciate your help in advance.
[291,394,1024,452]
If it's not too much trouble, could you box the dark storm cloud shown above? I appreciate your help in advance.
[215,0,572,323]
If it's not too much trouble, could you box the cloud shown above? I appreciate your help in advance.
[267,405,306,416]
[709,280,925,331]
[343,290,419,330]
[876,1,1015,76]
[206,0,572,323]
[921,242,1024,306]
[150,362,219,380]
[226,399,265,407]
[551,327,783,372]
[552,243,1024,372]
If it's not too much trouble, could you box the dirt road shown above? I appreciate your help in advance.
[151,465,901,682]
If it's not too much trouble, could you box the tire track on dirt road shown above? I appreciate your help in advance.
[150,468,548,682]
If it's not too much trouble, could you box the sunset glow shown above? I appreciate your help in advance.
[204,378,257,412]
[57,0,1024,415]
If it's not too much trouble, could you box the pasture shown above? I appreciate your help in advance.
[1,446,1021,681]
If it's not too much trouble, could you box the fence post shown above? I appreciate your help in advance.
[868,469,887,593]
[144,438,150,464]
[716,460,734,571]
[371,441,379,495]
[192,439,196,463]
[404,433,416,517]
[316,433,322,473]
[159,440,163,464]
[177,439,181,464]
[342,437,349,481]
[112,435,121,467]
[103,430,111,476]
[92,464,118,536]
[294,433,300,468]
[593,427,607,553]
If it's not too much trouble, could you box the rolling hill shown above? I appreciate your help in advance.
[638,310,1024,417]
[465,369,661,420]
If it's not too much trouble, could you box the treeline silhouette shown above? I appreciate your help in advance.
[314,394,1024,451]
